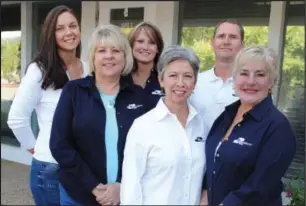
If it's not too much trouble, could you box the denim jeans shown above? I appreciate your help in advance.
[30,158,60,205]
[59,183,81,205]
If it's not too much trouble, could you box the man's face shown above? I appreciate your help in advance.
[211,22,244,62]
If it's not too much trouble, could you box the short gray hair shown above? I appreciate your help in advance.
[233,46,278,86]
[157,45,200,81]
[87,24,134,76]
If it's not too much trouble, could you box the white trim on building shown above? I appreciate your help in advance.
[268,1,287,104]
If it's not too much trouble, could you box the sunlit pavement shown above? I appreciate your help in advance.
[1,159,34,205]
[0,159,291,205]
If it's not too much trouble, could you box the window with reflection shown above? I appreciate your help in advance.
[179,1,271,71]
[277,1,305,178]
[1,4,21,146]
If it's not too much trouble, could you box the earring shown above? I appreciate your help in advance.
[161,87,165,94]
[232,86,238,97]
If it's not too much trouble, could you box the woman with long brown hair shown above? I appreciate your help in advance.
[7,5,89,205]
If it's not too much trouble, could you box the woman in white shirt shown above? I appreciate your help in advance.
[7,5,89,205]
[120,45,207,205]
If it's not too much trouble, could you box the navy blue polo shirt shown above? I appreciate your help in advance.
[204,95,296,206]
[50,75,154,206]
[125,68,164,107]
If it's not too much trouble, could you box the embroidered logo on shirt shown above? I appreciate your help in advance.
[151,90,164,95]
[233,137,252,146]
[127,104,143,110]
[195,136,205,142]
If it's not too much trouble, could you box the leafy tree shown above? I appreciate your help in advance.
[278,26,304,110]
[121,27,133,36]
[1,39,21,83]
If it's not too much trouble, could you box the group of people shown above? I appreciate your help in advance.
[7,5,296,206]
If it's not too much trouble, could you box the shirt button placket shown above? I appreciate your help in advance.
[184,155,192,203]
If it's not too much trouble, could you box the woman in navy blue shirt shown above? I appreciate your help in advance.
[202,46,296,206]
[126,21,165,106]
[50,24,153,206]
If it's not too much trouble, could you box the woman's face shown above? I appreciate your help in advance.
[55,11,81,52]
[94,42,125,78]
[132,28,158,65]
[159,59,196,106]
[234,60,272,106]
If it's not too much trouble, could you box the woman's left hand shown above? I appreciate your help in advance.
[95,183,120,205]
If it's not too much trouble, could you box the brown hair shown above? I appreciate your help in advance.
[30,5,81,89]
[128,21,164,72]
[213,19,245,42]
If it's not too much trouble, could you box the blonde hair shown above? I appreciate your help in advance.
[232,46,278,86]
[87,24,134,76]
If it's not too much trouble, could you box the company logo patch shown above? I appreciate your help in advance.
[151,90,164,95]
[233,137,252,146]
[127,104,143,110]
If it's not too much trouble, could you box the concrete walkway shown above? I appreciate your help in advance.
[1,159,34,205]
[1,159,291,205]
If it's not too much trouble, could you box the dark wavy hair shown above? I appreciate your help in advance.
[128,21,164,72]
[29,5,81,90]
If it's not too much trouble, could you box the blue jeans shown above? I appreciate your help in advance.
[59,183,81,205]
[30,158,60,205]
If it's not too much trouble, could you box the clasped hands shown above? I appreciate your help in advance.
[92,183,120,205]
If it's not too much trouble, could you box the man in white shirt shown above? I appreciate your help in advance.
[190,19,245,131]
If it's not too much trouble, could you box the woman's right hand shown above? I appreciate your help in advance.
[93,183,120,205]
[27,148,35,154]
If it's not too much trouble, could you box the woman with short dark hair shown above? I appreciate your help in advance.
[121,45,207,205]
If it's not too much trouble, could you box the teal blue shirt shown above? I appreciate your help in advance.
[99,91,119,183]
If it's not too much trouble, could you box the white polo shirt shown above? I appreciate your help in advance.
[190,67,239,131]
[120,98,207,205]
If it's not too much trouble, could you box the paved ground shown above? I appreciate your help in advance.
[1,159,34,205]
[1,159,291,205]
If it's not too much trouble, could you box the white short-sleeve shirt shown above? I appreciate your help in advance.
[190,67,239,131]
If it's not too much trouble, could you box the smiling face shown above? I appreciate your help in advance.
[132,28,158,65]
[55,11,81,52]
[159,59,196,107]
[234,60,272,106]
[94,42,125,78]
[212,22,244,61]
